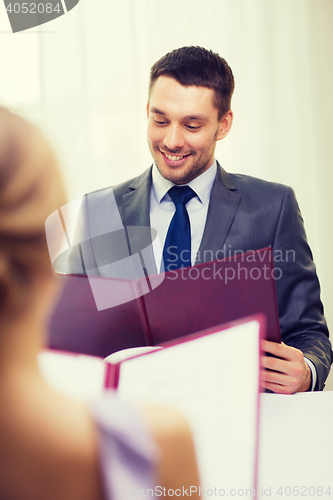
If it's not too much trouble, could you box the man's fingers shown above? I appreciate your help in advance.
[260,380,294,395]
[260,354,289,373]
[260,344,312,393]
[260,367,300,394]
[261,340,304,362]
[261,339,287,357]
[261,341,311,393]
[260,367,289,385]
[261,354,308,381]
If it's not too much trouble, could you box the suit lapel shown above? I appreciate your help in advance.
[121,167,158,275]
[196,163,240,264]
[121,168,152,227]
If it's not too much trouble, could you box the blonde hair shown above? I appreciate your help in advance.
[0,107,66,315]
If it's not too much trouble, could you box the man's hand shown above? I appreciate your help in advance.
[260,340,312,394]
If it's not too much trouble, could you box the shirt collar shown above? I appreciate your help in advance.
[152,160,217,204]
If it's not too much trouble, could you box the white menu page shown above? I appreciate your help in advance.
[117,318,262,494]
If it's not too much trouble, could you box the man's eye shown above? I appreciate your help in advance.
[154,119,167,126]
[186,125,201,131]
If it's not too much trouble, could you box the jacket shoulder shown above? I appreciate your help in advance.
[228,172,292,194]
[85,167,152,203]
[224,172,296,208]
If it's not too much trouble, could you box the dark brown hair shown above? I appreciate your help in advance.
[149,46,235,119]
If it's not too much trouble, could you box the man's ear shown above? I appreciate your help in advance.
[216,110,233,141]
[146,101,150,118]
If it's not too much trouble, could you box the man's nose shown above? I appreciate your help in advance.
[163,124,184,151]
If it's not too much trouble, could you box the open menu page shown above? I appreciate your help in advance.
[117,318,262,494]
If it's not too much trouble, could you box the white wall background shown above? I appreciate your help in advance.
[1,0,332,387]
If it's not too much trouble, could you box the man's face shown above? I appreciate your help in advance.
[147,76,232,185]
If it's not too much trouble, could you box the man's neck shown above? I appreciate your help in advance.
[152,160,217,203]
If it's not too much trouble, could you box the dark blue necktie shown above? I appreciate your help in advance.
[162,185,196,273]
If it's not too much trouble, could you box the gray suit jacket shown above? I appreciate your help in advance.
[67,162,332,390]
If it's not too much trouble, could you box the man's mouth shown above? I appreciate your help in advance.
[159,150,191,164]
[164,152,187,161]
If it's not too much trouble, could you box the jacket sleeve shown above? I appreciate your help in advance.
[272,186,332,390]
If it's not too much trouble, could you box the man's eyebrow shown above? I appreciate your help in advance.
[150,107,166,115]
[183,114,209,121]
[150,108,209,122]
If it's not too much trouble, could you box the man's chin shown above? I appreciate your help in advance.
[160,170,196,184]
[156,163,194,184]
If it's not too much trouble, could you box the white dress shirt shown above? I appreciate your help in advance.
[150,160,217,271]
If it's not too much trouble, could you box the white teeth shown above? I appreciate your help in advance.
[164,153,184,161]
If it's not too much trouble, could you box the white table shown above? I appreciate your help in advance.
[258,392,333,499]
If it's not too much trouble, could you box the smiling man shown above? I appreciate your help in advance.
[68,46,332,394]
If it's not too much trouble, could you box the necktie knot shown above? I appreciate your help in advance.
[168,185,196,207]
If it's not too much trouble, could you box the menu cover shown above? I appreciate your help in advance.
[48,246,280,357]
